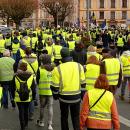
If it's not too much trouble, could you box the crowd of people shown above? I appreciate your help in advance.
[0,25,130,130]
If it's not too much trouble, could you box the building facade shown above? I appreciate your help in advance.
[80,0,130,26]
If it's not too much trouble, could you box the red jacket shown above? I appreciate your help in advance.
[80,93,120,130]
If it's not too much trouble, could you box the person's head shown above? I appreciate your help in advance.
[87,45,96,52]
[75,41,84,52]
[25,47,32,56]
[87,55,100,65]
[3,49,10,57]
[102,48,111,58]
[60,47,70,58]
[40,54,51,65]
[18,62,27,71]
[94,74,109,90]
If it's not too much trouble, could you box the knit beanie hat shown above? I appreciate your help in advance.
[60,47,70,58]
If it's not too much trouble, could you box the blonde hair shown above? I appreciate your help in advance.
[87,45,97,52]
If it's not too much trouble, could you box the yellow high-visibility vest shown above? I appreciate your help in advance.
[117,37,124,47]
[103,58,120,85]
[68,41,75,51]
[12,43,20,54]
[14,75,33,102]
[53,45,62,59]
[0,39,5,53]
[38,68,52,96]
[85,64,100,90]
[121,55,130,76]
[0,86,3,107]
[88,88,113,121]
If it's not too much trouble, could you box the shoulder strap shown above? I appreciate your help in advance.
[29,63,36,76]
[89,90,106,110]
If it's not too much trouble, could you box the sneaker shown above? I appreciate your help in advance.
[119,95,125,100]
[48,124,53,130]
[36,120,44,127]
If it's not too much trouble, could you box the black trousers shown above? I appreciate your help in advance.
[60,101,80,130]
[17,102,30,130]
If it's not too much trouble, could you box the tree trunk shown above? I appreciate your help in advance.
[7,16,10,27]
[15,21,20,30]
[53,15,57,27]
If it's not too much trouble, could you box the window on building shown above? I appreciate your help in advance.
[86,0,91,8]
[122,0,127,8]
[111,11,115,19]
[100,11,104,19]
[122,11,127,19]
[111,0,115,8]
[100,0,104,8]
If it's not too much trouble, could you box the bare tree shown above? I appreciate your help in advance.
[40,0,74,27]
[0,0,37,29]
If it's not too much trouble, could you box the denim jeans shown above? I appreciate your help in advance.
[2,84,13,108]
[39,95,53,125]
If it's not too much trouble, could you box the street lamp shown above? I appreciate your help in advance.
[55,2,59,28]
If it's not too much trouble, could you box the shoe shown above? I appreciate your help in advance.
[36,120,44,127]
[119,95,125,100]
[48,124,53,130]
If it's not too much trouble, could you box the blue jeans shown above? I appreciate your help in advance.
[2,84,13,108]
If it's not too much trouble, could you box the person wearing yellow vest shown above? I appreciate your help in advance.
[5,33,12,50]
[85,56,100,91]
[51,47,86,130]
[0,35,6,57]
[12,37,20,60]
[36,54,54,130]
[101,48,122,95]
[67,35,76,52]
[0,50,15,109]
[116,34,125,55]
[19,47,39,120]
[53,40,62,66]
[120,49,130,103]
[80,74,120,130]
[11,62,36,130]
[87,45,102,61]
[31,33,38,52]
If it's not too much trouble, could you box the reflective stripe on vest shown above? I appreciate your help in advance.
[85,64,100,90]
[88,89,113,121]
[38,68,52,96]
[57,63,81,95]
[103,58,120,85]
[14,75,33,102]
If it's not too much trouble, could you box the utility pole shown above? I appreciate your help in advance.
[87,0,90,32]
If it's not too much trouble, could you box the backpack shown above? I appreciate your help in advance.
[37,41,43,50]
[16,76,30,101]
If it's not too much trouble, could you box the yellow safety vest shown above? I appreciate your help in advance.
[68,41,75,51]
[23,37,31,47]
[19,48,26,58]
[121,55,130,76]
[14,75,34,102]
[12,43,20,54]
[5,37,11,47]
[0,86,3,107]
[0,39,5,53]
[31,37,38,49]
[38,68,52,96]
[88,88,113,121]
[85,64,100,90]
[87,53,102,61]
[103,58,120,85]
[53,45,62,59]
[117,37,124,47]
[51,62,86,96]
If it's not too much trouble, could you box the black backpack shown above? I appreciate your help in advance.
[16,76,30,101]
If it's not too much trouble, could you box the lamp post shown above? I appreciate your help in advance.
[55,2,59,28]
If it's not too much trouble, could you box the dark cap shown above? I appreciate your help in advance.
[60,47,70,58]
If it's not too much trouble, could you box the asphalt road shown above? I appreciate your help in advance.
[0,88,130,130]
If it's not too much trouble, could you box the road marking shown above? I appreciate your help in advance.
[119,115,130,127]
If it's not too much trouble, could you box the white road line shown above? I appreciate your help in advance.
[119,115,130,127]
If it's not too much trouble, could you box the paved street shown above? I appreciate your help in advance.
[0,88,130,130]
